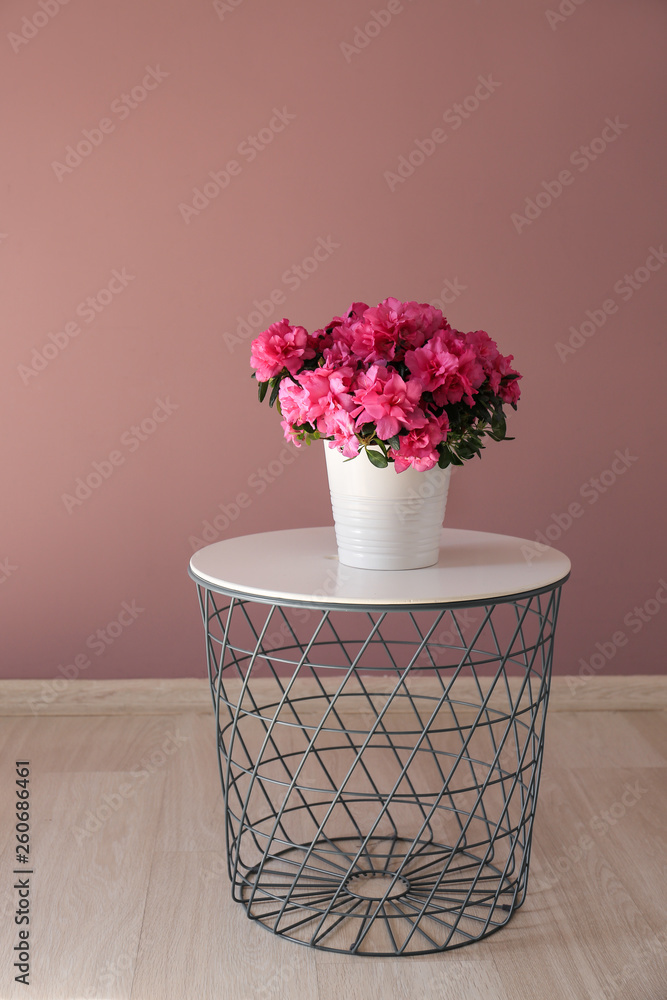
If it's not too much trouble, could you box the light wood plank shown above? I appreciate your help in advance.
[131,851,318,1000]
[623,710,667,758]
[152,713,225,853]
[557,766,667,932]
[314,952,510,999]
[472,894,609,1000]
[527,766,667,998]
[0,768,165,999]
[0,714,198,775]
[543,710,666,768]
[0,709,664,998]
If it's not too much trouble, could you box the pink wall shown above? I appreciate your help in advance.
[1,0,665,685]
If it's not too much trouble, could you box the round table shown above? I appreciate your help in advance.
[189,526,570,956]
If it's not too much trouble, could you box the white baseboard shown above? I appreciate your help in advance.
[0,675,665,716]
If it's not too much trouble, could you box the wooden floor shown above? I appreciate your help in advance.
[0,707,665,999]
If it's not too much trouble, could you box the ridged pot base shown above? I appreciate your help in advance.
[324,443,451,571]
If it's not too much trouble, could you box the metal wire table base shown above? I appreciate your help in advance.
[195,586,563,956]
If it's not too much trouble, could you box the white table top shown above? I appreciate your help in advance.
[189,527,570,609]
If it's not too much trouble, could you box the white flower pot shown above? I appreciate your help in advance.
[324,443,452,570]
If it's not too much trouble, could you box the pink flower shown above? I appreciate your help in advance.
[322,338,359,369]
[388,414,448,473]
[340,298,445,364]
[329,302,369,325]
[250,320,314,382]
[430,329,485,406]
[488,351,522,400]
[323,411,359,457]
[309,365,357,431]
[346,301,370,320]
[352,365,426,439]
[405,329,483,406]
[255,299,521,470]
[323,302,369,350]
[366,298,445,347]
[307,327,334,353]
[466,330,500,369]
[405,334,460,393]
[280,418,304,446]
[278,365,356,432]
[277,377,313,427]
[499,378,521,405]
[497,355,522,404]
[405,303,447,344]
[345,317,398,364]
[460,330,521,401]
[465,329,505,391]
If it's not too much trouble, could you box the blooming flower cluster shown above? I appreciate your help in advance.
[251,297,521,472]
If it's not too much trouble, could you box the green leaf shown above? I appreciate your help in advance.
[365,449,388,469]
[491,411,507,439]
[257,380,269,403]
[438,451,451,469]
[385,435,400,451]
[269,379,281,408]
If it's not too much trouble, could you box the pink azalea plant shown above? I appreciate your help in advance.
[250,297,522,472]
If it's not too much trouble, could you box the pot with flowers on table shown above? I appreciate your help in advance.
[250,297,522,571]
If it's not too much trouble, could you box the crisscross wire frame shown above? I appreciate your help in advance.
[195,582,564,956]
